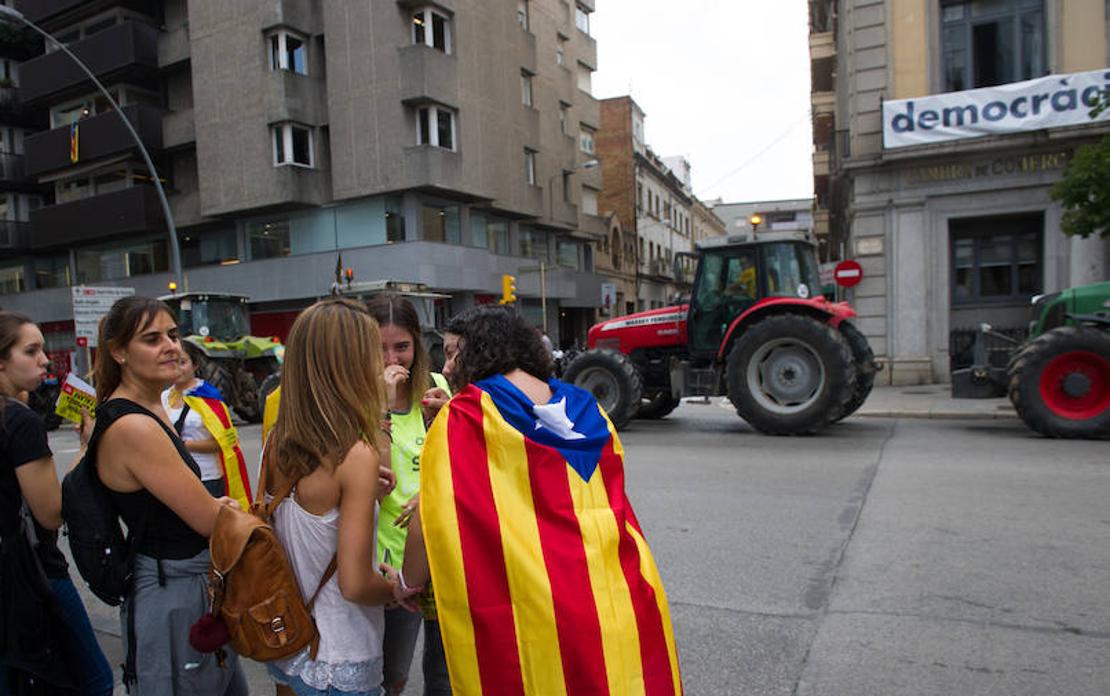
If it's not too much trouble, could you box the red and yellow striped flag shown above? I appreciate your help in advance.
[183,392,252,511]
[421,376,682,696]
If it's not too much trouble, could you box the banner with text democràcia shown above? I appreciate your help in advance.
[883,68,1110,149]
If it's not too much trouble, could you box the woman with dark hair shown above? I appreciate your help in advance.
[364,293,452,696]
[393,305,682,695]
[161,341,252,509]
[90,295,246,695]
[0,311,113,696]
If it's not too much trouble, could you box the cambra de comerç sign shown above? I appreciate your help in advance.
[883,69,1110,149]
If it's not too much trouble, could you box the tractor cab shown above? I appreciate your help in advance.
[686,236,823,356]
[164,293,252,342]
[333,280,451,370]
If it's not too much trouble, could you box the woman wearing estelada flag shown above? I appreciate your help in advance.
[161,340,252,510]
[386,306,683,696]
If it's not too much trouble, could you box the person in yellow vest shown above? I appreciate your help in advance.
[161,341,252,510]
[366,293,452,696]
[262,380,280,443]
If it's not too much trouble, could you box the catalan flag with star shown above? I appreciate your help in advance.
[420,374,682,696]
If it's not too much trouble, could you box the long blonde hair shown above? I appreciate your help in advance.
[270,298,386,480]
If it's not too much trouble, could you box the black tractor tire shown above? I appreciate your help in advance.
[258,371,282,420]
[726,314,857,435]
[196,357,257,422]
[833,320,877,422]
[1007,326,1110,438]
[563,348,643,429]
[233,369,262,423]
[638,391,681,420]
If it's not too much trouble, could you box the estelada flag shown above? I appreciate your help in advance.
[182,382,252,510]
[421,375,682,696]
[69,123,79,164]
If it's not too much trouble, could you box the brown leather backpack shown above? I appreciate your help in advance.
[206,452,336,662]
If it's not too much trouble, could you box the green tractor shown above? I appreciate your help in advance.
[160,292,283,423]
[951,280,1110,438]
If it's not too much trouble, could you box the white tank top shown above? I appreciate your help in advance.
[270,489,385,692]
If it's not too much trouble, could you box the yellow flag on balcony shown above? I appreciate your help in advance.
[70,123,79,164]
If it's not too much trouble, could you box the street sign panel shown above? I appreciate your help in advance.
[834,260,863,288]
[72,286,135,348]
[600,282,616,310]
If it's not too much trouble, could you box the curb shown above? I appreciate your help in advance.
[856,409,1018,420]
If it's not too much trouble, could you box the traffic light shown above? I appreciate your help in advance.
[500,274,518,304]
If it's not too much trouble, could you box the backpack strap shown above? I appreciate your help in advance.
[173,402,191,436]
[306,555,338,612]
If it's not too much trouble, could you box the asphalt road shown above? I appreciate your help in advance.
[49,400,1110,695]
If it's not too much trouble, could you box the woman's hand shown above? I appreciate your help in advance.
[380,563,422,612]
[383,364,410,404]
[77,408,94,448]
[216,496,243,511]
[377,465,396,501]
[420,388,450,424]
[393,493,419,528]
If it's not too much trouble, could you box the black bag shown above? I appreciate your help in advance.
[61,400,151,607]
[0,505,79,695]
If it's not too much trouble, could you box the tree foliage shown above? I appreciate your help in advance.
[1050,97,1110,239]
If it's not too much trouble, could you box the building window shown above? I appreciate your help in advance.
[581,186,599,216]
[521,71,533,107]
[636,182,643,209]
[248,220,291,259]
[556,36,566,66]
[272,123,314,167]
[524,148,537,185]
[268,30,307,74]
[76,238,169,283]
[579,125,595,154]
[575,4,591,34]
[33,255,70,290]
[412,7,452,53]
[386,196,406,242]
[576,62,592,94]
[517,0,529,31]
[422,204,461,243]
[557,239,580,269]
[559,102,570,134]
[519,226,548,261]
[951,215,1042,304]
[181,228,238,268]
[0,264,22,294]
[941,0,1044,92]
[416,105,456,150]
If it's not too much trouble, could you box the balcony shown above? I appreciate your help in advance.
[812,149,830,177]
[14,0,151,26]
[25,104,162,177]
[0,220,31,251]
[29,184,164,248]
[811,90,834,115]
[398,45,458,107]
[809,31,835,60]
[20,21,159,105]
[402,145,463,191]
[0,153,28,184]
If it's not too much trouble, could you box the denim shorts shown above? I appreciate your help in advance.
[266,663,382,696]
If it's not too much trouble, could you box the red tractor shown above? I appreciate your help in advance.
[564,234,879,434]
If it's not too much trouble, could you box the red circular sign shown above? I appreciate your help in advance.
[834,260,863,288]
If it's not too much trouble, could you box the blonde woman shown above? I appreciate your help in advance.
[265,298,413,696]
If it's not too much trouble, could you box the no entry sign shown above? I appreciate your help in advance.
[834,260,863,288]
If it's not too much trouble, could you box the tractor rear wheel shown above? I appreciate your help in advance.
[726,314,857,435]
[638,390,681,420]
[834,320,876,422]
[234,369,262,423]
[563,349,643,429]
[1008,326,1110,438]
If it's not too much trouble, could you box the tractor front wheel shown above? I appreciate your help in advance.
[726,314,857,435]
[1008,326,1110,438]
[563,349,643,429]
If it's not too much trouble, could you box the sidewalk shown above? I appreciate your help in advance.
[855,383,1017,420]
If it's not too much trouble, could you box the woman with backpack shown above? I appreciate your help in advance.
[90,296,246,695]
[0,311,113,696]
[265,298,413,696]
[364,294,452,696]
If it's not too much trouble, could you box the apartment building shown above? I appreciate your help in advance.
[3,0,608,347]
[0,7,47,295]
[810,0,1110,385]
[597,95,722,313]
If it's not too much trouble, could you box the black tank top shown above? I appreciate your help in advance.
[96,399,207,560]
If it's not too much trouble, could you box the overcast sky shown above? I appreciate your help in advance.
[591,1,814,205]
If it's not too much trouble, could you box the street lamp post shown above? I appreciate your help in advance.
[0,5,184,289]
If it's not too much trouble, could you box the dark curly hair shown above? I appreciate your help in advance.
[445,305,552,391]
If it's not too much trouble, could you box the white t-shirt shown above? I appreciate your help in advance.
[161,383,223,482]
